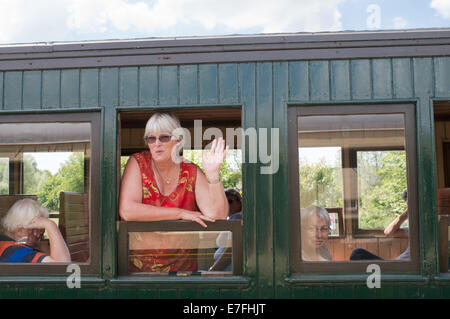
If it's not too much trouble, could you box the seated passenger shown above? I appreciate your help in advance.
[0,199,71,263]
[301,205,332,261]
[209,188,242,271]
[350,190,409,261]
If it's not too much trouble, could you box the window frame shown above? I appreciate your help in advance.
[117,220,243,276]
[0,112,101,275]
[289,103,419,273]
[116,107,245,278]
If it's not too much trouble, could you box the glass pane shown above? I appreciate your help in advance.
[128,231,234,274]
[298,147,342,209]
[120,156,129,176]
[297,113,410,262]
[357,151,408,229]
[0,122,91,264]
[0,158,8,195]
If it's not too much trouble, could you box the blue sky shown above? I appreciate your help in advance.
[0,0,449,45]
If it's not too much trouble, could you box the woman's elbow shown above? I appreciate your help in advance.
[200,206,227,220]
[119,202,133,221]
[218,208,228,220]
[213,206,228,220]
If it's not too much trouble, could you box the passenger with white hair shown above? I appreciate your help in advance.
[300,205,332,261]
[119,112,229,272]
[0,199,70,263]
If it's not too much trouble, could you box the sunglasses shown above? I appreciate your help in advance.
[145,135,173,144]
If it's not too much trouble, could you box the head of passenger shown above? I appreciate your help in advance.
[300,205,332,261]
[2,199,48,249]
[402,189,407,203]
[144,112,184,164]
[225,188,242,217]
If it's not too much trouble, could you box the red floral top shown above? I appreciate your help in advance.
[134,151,198,210]
[128,151,199,273]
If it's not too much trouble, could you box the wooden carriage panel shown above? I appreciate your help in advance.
[59,192,89,262]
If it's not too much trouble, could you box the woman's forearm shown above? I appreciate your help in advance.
[200,181,229,220]
[384,210,408,236]
[120,199,214,227]
[45,220,71,262]
[119,200,183,222]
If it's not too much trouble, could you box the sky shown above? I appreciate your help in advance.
[29,153,73,174]
[0,0,449,45]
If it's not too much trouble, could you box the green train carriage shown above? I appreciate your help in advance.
[0,28,449,299]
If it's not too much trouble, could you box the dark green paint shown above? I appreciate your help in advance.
[372,59,392,99]
[309,61,329,101]
[393,59,413,99]
[331,60,351,101]
[119,67,138,106]
[289,61,309,101]
[351,59,371,100]
[81,69,99,108]
[179,65,198,105]
[61,69,80,108]
[23,71,41,109]
[199,64,218,104]
[159,65,178,105]
[139,66,158,106]
[4,71,22,110]
[42,70,60,109]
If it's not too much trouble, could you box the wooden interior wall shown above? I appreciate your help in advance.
[328,237,409,261]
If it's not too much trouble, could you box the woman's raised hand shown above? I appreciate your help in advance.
[202,137,229,181]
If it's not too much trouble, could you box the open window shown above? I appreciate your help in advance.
[117,108,243,276]
[0,112,100,274]
[289,104,419,273]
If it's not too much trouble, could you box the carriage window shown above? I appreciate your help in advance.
[0,113,99,274]
[118,109,243,276]
[290,104,419,273]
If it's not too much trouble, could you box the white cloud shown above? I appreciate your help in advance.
[0,0,70,44]
[392,16,408,29]
[0,0,345,44]
[430,0,450,19]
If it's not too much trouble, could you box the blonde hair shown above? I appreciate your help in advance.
[144,112,184,143]
[2,199,49,233]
